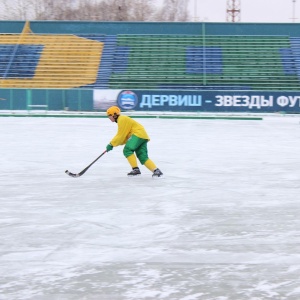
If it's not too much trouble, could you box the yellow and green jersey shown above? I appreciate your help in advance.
[110,115,150,146]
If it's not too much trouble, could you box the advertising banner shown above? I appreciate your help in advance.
[94,90,300,113]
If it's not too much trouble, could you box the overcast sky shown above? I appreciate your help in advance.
[0,0,299,23]
[157,0,300,23]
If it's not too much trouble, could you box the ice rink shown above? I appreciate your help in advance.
[1,114,300,300]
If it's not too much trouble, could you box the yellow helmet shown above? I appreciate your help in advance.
[106,106,121,116]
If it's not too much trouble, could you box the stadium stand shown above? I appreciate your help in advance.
[1,22,299,90]
[0,22,103,88]
[104,34,299,90]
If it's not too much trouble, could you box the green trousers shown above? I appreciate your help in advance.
[123,135,149,164]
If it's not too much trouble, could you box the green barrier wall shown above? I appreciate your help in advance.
[1,21,300,36]
[0,89,93,111]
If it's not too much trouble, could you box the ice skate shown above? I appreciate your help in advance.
[127,167,141,177]
[152,168,163,178]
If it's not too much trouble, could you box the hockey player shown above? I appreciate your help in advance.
[105,106,163,178]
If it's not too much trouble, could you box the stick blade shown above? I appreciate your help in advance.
[65,170,80,178]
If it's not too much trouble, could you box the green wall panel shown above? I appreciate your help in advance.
[1,21,300,36]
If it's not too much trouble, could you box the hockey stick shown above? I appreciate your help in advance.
[65,150,107,178]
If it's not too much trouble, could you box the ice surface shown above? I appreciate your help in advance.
[1,115,300,299]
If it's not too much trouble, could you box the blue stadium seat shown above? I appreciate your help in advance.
[0,44,43,78]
